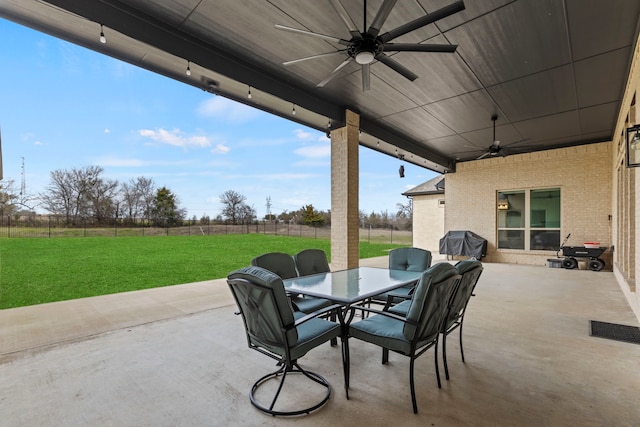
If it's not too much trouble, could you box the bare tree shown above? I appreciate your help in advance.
[40,169,76,224]
[120,177,155,223]
[0,178,19,216]
[220,190,248,224]
[40,166,110,224]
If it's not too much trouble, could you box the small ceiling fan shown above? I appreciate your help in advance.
[276,0,465,91]
[477,114,503,159]
[476,114,528,160]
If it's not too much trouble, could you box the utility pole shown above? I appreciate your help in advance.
[20,157,26,196]
[266,196,272,220]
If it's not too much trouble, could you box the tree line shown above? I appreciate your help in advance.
[0,165,412,229]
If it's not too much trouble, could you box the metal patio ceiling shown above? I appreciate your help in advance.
[1,0,639,172]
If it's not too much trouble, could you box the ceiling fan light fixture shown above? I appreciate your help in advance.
[355,50,375,65]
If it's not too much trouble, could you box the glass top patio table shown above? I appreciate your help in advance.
[283,267,422,305]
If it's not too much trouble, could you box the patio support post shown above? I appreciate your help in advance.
[331,109,360,269]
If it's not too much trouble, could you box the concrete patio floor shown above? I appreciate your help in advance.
[1,257,639,426]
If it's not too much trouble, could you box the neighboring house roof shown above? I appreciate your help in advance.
[402,175,445,197]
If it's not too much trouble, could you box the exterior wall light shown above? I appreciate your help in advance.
[626,125,640,167]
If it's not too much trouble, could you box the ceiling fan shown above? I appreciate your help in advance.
[476,114,528,160]
[275,0,465,91]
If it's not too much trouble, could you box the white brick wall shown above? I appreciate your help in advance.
[411,194,445,253]
[445,142,613,266]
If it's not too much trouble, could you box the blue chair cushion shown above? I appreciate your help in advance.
[349,313,412,355]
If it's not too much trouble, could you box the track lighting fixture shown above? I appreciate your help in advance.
[99,25,106,44]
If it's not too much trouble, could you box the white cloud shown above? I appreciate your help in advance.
[293,128,314,140]
[138,128,210,148]
[196,97,259,123]
[211,143,230,154]
[104,128,110,134]
[34,140,43,146]
[294,144,330,159]
[97,156,146,167]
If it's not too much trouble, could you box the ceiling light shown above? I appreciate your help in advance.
[99,25,106,44]
[292,104,296,115]
[355,50,375,65]
[186,61,191,76]
[247,86,252,99]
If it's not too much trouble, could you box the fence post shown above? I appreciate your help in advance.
[390,225,393,244]
[7,215,10,238]
[48,216,51,238]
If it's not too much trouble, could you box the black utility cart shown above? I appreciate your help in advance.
[560,246,607,271]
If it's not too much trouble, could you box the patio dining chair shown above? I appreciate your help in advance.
[441,258,483,380]
[227,266,349,416]
[388,258,483,381]
[370,247,432,310]
[348,262,461,414]
[294,249,330,276]
[251,252,332,313]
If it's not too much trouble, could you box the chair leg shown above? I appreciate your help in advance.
[410,356,418,414]
[382,348,389,364]
[459,320,466,363]
[443,330,450,380]
[434,339,442,389]
[249,362,332,416]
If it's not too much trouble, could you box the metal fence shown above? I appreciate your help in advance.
[0,215,412,244]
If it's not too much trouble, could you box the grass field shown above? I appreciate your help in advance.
[0,234,407,309]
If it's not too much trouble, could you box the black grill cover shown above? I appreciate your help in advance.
[439,231,487,259]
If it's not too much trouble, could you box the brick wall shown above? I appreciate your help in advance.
[445,142,613,267]
[412,194,445,253]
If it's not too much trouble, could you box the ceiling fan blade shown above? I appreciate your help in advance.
[476,151,491,160]
[329,0,362,39]
[362,63,371,91]
[367,0,398,37]
[383,43,458,53]
[275,24,349,45]
[316,57,353,87]
[283,50,347,66]
[379,0,465,43]
[502,138,530,148]
[376,53,418,81]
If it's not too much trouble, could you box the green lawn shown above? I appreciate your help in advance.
[0,234,405,309]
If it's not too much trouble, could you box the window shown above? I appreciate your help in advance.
[497,188,561,251]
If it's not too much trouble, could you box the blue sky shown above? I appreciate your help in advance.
[0,19,438,219]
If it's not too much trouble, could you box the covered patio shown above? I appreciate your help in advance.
[2,258,639,425]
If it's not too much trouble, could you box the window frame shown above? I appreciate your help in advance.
[496,187,561,251]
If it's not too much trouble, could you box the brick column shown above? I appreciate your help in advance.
[331,109,360,269]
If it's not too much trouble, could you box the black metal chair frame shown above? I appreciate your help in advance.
[348,268,461,414]
[441,264,483,381]
[228,276,349,416]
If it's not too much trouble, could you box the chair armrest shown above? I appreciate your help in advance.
[350,305,407,322]
[294,303,343,327]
